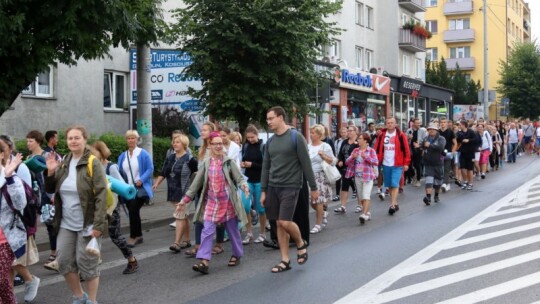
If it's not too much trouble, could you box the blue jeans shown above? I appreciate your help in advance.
[508,143,517,162]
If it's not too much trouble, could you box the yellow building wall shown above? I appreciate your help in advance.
[425,0,528,121]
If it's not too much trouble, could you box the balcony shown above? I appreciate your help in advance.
[446,57,475,70]
[443,1,474,15]
[444,29,475,43]
[398,28,427,53]
[398,0,426,13]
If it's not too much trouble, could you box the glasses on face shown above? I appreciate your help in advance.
[211,143,223,146]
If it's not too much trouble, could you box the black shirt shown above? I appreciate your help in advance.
[439,128,455,152]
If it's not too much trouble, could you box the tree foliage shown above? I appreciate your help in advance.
[425,57,480,105]
[168,0,341,131]
[0,0,164,114]
[497,41,540,119]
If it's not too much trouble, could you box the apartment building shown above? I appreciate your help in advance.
[425,0,531,120]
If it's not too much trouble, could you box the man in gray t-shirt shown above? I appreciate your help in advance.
[261,106,318,273]
[522,118,535,155]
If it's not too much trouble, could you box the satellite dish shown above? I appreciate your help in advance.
[369,67,378,74]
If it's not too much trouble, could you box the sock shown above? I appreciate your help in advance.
[427,194,431,199]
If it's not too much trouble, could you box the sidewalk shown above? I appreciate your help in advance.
[35,180,174,252]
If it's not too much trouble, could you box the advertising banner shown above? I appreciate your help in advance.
[129,49,206,145]
[453,105,484,122]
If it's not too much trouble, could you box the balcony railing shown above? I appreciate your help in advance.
[444,29,475,43]
[443,1,474,15]
[399,28,427,53]
[446,57,475,70]
[398,0,426,13]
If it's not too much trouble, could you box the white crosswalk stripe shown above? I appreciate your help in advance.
[335,175,540,304]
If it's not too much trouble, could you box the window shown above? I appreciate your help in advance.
[402,55,410,75]
[22,66,54,98]
[415,58,422,78]
[426,48,438,61]
[449,18,470,30]
[365,49,373,70]
[450,46,471,58]
[425,20,438,33]
[328,40,341,59]
[356,2,364,26]
[426,0,438,7]
[401,13,409,26]
[355,46,364,69]
[366,6,374,29]
[103,72,126,109]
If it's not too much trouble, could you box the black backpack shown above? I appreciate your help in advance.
[2,179,40,236]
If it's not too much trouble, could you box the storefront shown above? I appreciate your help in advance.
[389,75,454,131]
[331,67,390,134]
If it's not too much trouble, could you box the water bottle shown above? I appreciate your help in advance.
[32,180,39,192]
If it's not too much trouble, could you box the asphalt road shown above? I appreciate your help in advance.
[15,155,540,304]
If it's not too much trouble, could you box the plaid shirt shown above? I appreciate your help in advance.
[344,147,379,182]
[203,157,236,223]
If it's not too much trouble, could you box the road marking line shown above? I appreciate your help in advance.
[471,210,540,230]
[369,250,540,303]
[492,201,540,216]
[409,234,540,275]
[447,221,540,249]
[435,271,540,304]
[334,174,540,304]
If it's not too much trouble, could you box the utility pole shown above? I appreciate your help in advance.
[136,45,153,158]
[483,0,489,120]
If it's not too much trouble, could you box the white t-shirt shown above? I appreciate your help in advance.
[536,127,540,137]
[508,128,519,144]
[308,142,333,173]
[60,158,84,232]
[383,130,396,167]
[122,147,142,185]
[225,141,241,169]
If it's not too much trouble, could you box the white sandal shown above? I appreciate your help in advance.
[242,233,253,245]
[310,225,322,234]
[254,234,266,243]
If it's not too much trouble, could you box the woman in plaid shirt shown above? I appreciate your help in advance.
[177,132,249,275]
[345,133,379,224]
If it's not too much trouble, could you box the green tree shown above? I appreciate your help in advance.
[168,0,341,130]
[451,65,468,104]
[497,41,540,119]
[464,79,481,105]
[425,57,451,89]
[0,0,163,114]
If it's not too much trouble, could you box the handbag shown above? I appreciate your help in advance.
[126,152,149,200]
[322,160,341,183]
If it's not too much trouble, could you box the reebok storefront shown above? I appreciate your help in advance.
[335,68,390,132]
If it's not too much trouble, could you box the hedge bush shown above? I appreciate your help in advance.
[14,132,180,176]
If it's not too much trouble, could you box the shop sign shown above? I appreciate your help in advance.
[336,68,390,95]
[398,77,423,95]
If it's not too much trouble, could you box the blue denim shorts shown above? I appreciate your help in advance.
[382,165,403,188]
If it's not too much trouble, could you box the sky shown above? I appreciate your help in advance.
[524,0,539,42]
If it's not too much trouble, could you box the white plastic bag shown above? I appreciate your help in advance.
[322,161,341,183]
[86,237,101,257]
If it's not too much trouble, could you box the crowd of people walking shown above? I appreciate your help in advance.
[1,111,539,303]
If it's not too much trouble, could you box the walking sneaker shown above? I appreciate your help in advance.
[423,196,431,206]
[466,184,473,191]
[352,191,357,199]
[481,173,486,179]
[169,221,177,228]
[332,195,340,202]
[359,213,371,225]
[14,274,24,286]
[434,196,440,203]
[334,206,346,214]
[354,206,362,213]
[310,225,322,234]
[461,182,468,190]
[441,183,448,193]
[72,292,89,304]
[24,275,40,302]
[415,180,421,187]
[445,184,451,192]
[122,258,139,274]
[378,192,385,201]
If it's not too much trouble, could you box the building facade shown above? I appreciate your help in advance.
[425,0,531,120]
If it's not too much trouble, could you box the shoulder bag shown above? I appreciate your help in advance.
[126,152,149,199]
[321,144,341,183]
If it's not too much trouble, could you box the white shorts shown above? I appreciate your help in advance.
[353,178,374,201]
[474,152,480,162]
